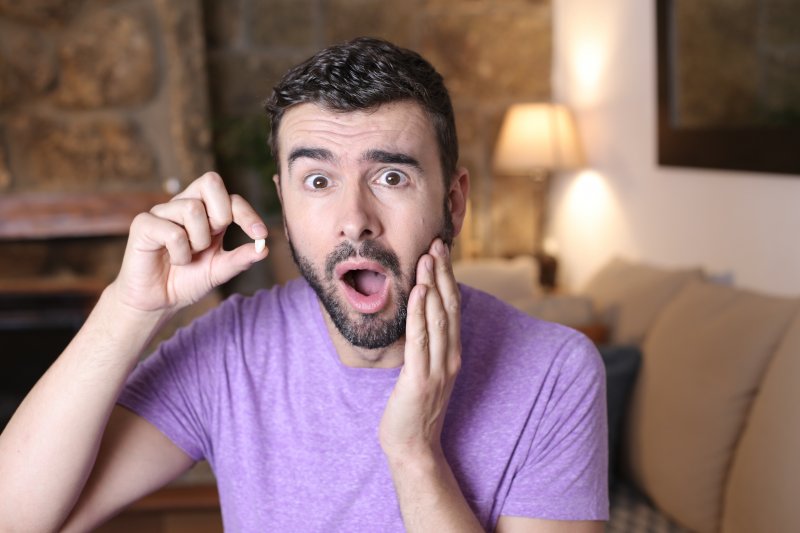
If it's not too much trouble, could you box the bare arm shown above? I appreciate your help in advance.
[0,289,169,532]
[59,406,195,532]
[496,516,604,533]
[0,172,268,532]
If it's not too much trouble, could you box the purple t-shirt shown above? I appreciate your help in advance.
[118,278,608,530]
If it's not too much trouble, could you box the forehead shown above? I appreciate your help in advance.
[277,101,438,163]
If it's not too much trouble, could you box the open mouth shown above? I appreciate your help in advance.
[343,269,387,296]
[335,262,391,314]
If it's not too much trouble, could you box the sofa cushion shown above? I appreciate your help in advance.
[453,256,540,303]
[582,257,703,346]
[625,280,798,533]
[722,310,800,533]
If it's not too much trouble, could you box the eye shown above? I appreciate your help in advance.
[377,170,407,187]
[304,174,330,190]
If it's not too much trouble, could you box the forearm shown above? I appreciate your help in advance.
[387,450,484,533]
[0,285,168,531]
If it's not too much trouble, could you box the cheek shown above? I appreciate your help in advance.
[284,212,326,261]
[393,215,439,275]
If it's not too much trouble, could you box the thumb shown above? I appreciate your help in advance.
[211,238,269,286]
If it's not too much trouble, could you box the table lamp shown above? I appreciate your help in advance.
[493,102,585,286]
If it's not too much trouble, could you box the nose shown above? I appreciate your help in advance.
[337,182,382,243]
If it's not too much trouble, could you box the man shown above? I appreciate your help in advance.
[0,38,607,531]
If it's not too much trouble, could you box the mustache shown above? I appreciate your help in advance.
[324,240,403,280]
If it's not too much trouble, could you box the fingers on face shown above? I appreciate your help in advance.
[412,251,450,376]
[425,279,448,375]
[429,238,462,374]
[405,283,430,377]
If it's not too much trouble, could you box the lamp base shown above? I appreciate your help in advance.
[534,251,558,290]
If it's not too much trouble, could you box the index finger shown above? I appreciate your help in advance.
[404,283,430,378]
[430,239,461,363]
[231,194,268,240]
[175,172,268,241]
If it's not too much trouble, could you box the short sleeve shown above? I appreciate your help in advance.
[502,335,609,521]
[117,299,234,462]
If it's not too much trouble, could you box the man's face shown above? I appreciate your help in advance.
[275,101,455,349]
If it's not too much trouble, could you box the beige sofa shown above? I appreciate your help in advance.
[454,256,800,533]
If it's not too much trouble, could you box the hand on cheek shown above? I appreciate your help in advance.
[379,239,462,463]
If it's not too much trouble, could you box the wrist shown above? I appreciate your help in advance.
[95,284,174,342]
[384,444,446,476]
[103,281,174,322]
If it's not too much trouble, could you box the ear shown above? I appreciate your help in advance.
[447,167,470,237]
[273,174,283,204]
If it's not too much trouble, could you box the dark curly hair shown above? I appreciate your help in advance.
[264,37,458,184]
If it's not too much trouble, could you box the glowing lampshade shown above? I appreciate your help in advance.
[494,103,585,175]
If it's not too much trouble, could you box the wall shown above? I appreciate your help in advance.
[548,0,800,296]
[0,0,212,197]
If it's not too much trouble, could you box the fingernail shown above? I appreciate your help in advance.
[251,223,267,238]
[426,256,434,272]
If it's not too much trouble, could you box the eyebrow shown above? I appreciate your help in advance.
[362,149,423,173]
[286,147,424,174]
[287,147,336,172]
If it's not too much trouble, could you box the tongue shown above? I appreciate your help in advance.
[353,270,386,296]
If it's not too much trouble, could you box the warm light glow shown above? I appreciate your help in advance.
[493,103,585,174]
[568,170,612,222]
[548,167,631,290]
[573,40,605,93]
[554,0,618,107]
[559,169,616,237]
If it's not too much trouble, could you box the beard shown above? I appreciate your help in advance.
[291,239,409,349]
[285,196,454,350]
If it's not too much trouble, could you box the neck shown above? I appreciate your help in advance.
[318,300,405,369]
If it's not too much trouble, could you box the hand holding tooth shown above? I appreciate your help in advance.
[112,172,269,314]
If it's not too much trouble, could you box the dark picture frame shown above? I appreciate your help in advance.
[656,0,800,175]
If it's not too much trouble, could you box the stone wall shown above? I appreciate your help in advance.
[0,0,213,196]
[202,0,553,258]
[0,0,213,285]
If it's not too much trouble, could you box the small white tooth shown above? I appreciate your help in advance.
[254,238,266,253]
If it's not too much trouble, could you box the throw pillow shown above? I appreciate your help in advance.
[582,257,703,346]
[599,345,641,489]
